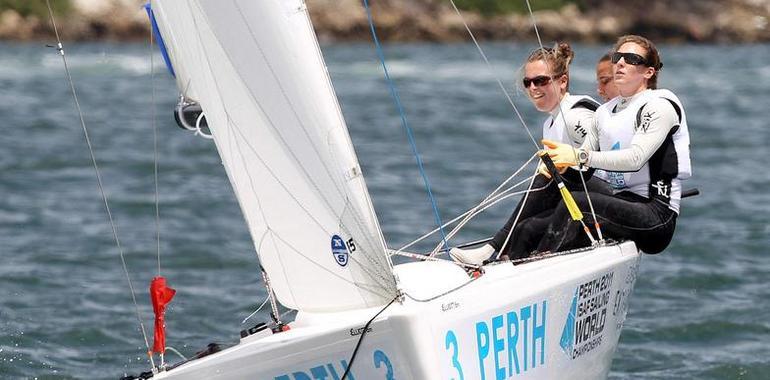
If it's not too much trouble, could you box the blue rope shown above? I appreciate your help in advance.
[362,0,450,253]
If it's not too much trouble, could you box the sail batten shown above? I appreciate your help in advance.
[152,0,397,312]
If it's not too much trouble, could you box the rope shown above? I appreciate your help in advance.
[397,156,548,257]
[241,295,271,324]
[524,0,603,241]
[495,165,539,259]
[44,0,154,368]
[163,346,188,361]
[341,295,399,380]
[428,153,539,256]
[362,0,451,253]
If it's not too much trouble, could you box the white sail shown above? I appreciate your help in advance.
[150,0,397,312]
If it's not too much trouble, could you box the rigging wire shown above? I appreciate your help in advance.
[496,164,540,259]
[397,154,543,256]
[149,10,162,277]
[427,152,539,256]
[44,0,154,369]
[241,293,272,324]
[397,171,548,257]
[524,0,603,242]
[447,0,540,150]
[362,0,451,253]
[424,0,555,255]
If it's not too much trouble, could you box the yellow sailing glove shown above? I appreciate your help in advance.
[542,139,579,169]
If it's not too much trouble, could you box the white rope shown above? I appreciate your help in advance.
[428,153,539,256]
[524,0,602,241]
[241,296,272,324]
[496,164,539,259]
[194,112,214,139]
[398,154,554,259]
[44,0,154,369]
[397,159,535,256]
[163,346,188,361]
[398,177,542,257]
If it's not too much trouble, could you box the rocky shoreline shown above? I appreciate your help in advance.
[1,0,768,43]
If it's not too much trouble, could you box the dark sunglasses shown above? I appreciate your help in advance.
[611,52,648,66]
[522,75,559,88]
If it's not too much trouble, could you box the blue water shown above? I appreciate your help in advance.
[0,41,768,379]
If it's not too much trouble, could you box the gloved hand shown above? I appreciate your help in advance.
[537,160,567,179]
[542,139,578,169]
[537,162,551,178]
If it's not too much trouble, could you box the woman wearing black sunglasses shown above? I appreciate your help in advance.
[539,34,692,255]
[451,42,605,265]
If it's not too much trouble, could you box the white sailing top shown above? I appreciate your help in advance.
[586,89,692,213]
[542,93,600,146]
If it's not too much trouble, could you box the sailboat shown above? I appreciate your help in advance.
[131,1,642,378]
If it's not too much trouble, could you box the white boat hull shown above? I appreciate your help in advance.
[154,241,641,379]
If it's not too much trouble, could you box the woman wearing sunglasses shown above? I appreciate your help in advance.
[536,34,692,255]
[451,42,605,265]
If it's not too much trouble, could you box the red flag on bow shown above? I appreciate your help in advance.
[150,276,176,354]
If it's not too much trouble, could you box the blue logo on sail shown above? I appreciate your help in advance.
[331,234,349,267]
[560,288,578,355]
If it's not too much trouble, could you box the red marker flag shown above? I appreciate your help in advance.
[150,276,176,354]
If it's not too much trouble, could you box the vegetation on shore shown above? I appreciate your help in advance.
[454,0,579,15]
[0,0,70,18]
[0,0,768,43]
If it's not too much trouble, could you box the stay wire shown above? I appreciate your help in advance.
[149,10,162,277]
[427,152,539,256]
[444,0,552,247]
[398,154,537,256]
[44,0,154,367]
[524,0,603,241]
[447,0,540,150]
[362,0,451,253]
[393,177,548,260]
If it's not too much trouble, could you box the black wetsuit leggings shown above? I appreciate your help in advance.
[491,172,677,258]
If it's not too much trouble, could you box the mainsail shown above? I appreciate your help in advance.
[150,0,397,312]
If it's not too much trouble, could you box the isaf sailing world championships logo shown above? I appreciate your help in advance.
[331,234,356,267]
[560,271,614,359]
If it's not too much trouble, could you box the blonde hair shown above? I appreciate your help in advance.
[526,42,575,89]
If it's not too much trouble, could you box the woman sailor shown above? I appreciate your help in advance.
[451,42,604,265]
[537,34,692,255]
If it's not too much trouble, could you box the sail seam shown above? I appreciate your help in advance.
[296,1,394,269]
[227,0,388,263]
[185,1,306,306]
[227,112,394,299]
[181,1,396,308]
[269,233,394,301]
[195,1,395,294]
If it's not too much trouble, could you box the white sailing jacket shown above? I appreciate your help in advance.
[593,89,692,213]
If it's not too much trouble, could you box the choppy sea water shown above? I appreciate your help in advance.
[0,41,768,379]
